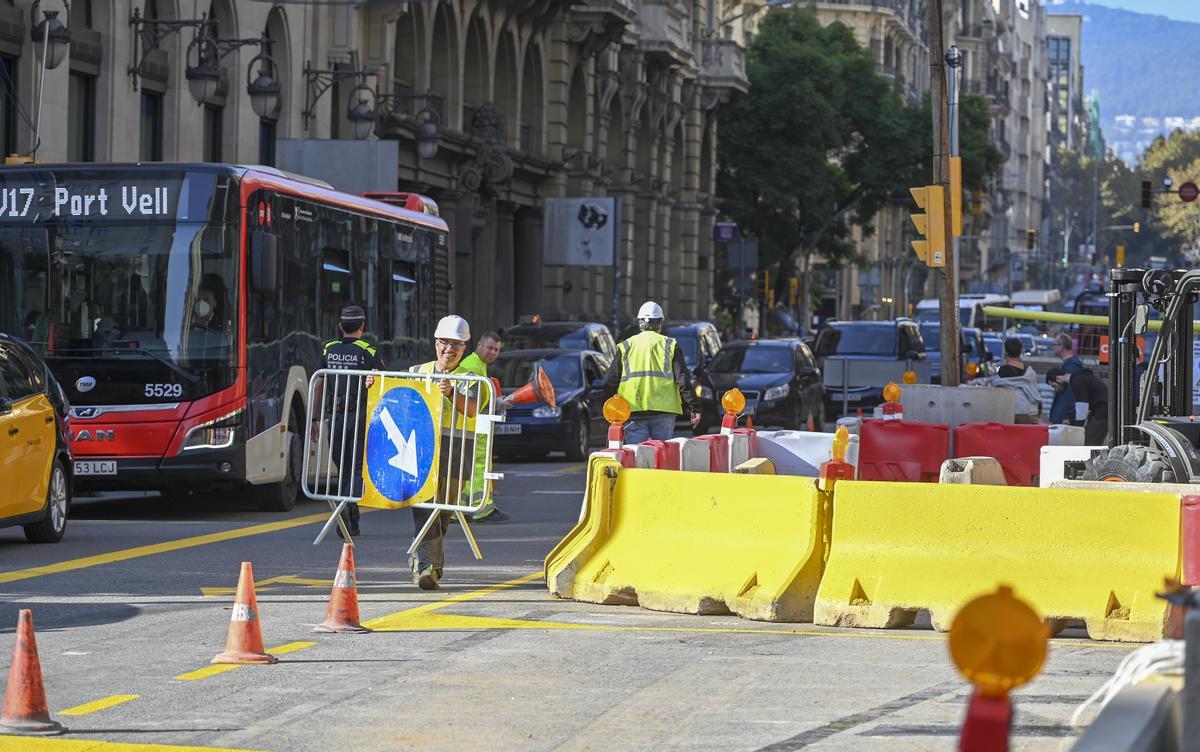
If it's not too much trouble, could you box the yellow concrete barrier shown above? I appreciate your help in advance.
[545,458,831,621]
[814,480,1182,642]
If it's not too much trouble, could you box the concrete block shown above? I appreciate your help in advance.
[898,384,1015,427]
[670,437,710,472]
[938,457,1008,485]
[754,430,860,477]
[734,458,776,474]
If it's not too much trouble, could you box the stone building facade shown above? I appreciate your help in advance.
[0,0,753,334]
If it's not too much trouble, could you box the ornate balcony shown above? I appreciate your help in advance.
[568,0,637,57]
[699,36,748,99]
[638,0,693,66]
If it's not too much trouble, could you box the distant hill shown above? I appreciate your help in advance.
[1048,1,1200,162]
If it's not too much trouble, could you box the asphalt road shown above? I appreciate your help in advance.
[0,456,1129,752]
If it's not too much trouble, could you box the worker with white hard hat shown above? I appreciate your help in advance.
[602,301,700,444]
[409,314,488,590]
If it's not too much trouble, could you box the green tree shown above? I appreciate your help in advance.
[1139,129,1200,260]
[716,7,1001,311]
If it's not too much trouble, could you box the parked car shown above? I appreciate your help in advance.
[500,320,617,362]
[694,339,825,432]
[813,320,927,415]
[918,323,969,384]
[0,333,72,543]
[491,348,611,461]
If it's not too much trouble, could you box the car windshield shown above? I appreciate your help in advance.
[984,338,1004,359]
[709,346,791,374]
[493,353,582,391]
[669,333,699,367]
[503,326,581,351]
[814,326,896,356]
[0,168,239,404]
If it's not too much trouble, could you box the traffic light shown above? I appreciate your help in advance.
[1025,229,1036,250]
[788,277,799,306]
[762,270,774,309]
[1116,244,1126,267]
[949,156,963,237]
[1141,180,1153,209]
[909,185,946,267]
[1133,222,1141,233]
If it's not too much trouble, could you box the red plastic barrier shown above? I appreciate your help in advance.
[595,448,636,468]
[952,422,1049,487]
[1183,496,1200,586]
[858,419,950,483]
[639,440,680,470]
[693,434,730,473]
[732,427,758,460]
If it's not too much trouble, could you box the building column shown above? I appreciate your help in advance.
[494,202,517,329]
[514,207,544,318]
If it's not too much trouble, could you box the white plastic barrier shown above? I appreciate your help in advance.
[728,432,751,472]
[753,430,860,477]
[835,416,861,435]
[670,437,711,472]
[1039,444,1103,487]
[627,444,657,469]
[1048,424,1085,446]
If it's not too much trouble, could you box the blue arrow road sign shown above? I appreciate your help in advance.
[365,385,437,504]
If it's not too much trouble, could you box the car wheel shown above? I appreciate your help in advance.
[257,411,302,512]
[25,458,69,543]
[565,417,589,462]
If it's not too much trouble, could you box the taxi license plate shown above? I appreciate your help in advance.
[74,460,117,476]
[495,424,522,435]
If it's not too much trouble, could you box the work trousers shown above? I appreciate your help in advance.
[331,415,362,527]
[624,413,678,444]
[410,433,474,575]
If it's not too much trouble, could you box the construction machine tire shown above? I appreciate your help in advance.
[1079,444,1177,484]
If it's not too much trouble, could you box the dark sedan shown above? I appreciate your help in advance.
[491,348,610,461]
[694,339,825,432]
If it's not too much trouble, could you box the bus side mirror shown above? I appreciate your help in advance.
[250,231,278,292]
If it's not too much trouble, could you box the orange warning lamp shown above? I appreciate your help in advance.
[721,388,746,416]
[882,382,902,404]
[966,362,980,379]
[902,370,918,385]
[603,395,631,425]
[950,585,1047,697]
[831,425,849,464]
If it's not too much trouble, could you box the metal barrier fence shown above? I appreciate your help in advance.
[301,368,503,558]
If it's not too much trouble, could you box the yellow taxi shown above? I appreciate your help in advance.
[0,333,72,543]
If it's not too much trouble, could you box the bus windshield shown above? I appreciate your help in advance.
[0,168,239,405]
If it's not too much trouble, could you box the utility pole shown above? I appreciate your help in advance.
[928,0,959,385]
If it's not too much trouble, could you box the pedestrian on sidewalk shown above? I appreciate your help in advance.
[992,337,1041,424]
[410,315,485,590]
[1049,334,1083,425]
[1051,366,1109,445]
[458,332,511,523]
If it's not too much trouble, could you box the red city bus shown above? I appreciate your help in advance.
[0,164,449,510]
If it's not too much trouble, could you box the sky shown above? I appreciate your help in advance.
[1063,0,1200,23]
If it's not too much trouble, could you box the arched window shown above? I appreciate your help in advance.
[519,42,544,153]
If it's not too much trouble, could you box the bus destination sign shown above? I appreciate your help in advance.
[0,181,175,220]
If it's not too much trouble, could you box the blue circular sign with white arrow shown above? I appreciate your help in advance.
[365,385,437,504]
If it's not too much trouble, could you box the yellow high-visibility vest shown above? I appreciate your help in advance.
[616,330,681,414]
[416,361,487,433]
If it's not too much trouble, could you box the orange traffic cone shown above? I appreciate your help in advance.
[0,610,65,736]
[806,413,816,432]
[211,562,278,665]
[315,544,370,634]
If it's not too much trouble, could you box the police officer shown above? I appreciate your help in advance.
[603,301,700,444]
[313,304,386,537]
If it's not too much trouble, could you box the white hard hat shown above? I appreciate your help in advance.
[637,301,664,321]
[434,315,471,342]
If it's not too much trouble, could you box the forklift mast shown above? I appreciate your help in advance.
[1108,267,1197,447]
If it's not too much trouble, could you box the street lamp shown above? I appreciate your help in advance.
[246,50,281,120]
[346,83,377,140]
[185,33,221,104]
[414,107,440,159]
[31,9,69,71]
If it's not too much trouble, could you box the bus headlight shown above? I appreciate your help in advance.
[182,409,242,451]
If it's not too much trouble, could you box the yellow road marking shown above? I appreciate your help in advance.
[0,513,335,585]
[58,694,140,716]
[361,571,1133,651]
[201,575,333,597]
[175,641,316,681]
[266,641,316,655]
[174,664,240,681]
[0,738,267,751]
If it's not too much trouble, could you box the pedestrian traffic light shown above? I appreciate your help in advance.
[1025,229,1036,250]
[909,185,946,267]
[1141,180,1153,209]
